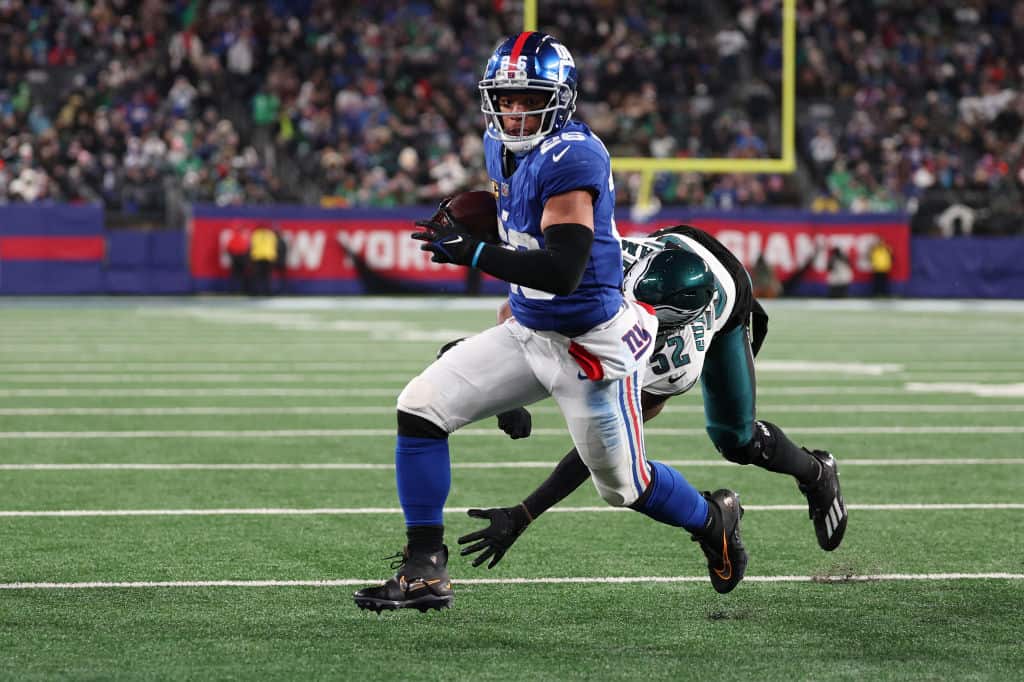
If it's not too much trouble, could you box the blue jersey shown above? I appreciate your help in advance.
[484,120,622,335]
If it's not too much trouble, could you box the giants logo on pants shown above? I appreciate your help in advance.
[621,323,652,359]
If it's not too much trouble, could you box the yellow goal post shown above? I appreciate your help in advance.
[523,0,797,210]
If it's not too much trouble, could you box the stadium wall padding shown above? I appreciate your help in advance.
[904,237,1024,299]
[0,205,190,295]
[0,204,1022,297]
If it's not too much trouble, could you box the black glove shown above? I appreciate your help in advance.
[412,209,481,265]
[496,407,532,439]
[457,505,532,568]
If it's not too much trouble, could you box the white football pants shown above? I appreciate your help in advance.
[397,300,659,506]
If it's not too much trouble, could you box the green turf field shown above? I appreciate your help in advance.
[1,297,1022,681]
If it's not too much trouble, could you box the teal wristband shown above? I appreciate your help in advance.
[471,242,486,268]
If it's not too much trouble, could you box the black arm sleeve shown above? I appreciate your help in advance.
[475,223,593,296]
[521,447,591,519]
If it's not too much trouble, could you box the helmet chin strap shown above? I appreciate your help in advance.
[502,136,543,153]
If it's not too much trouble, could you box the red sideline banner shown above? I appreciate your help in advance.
[190,216,473,282]
[189,210,909,285]
[619,217,909,284]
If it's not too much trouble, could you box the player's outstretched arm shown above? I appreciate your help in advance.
[458,392,673,567]
[458,447,590,568]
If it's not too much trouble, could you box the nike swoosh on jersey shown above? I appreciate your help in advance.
[552,146,569,162]
[666,373,687,383]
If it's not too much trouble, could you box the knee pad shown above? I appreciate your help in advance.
[720,439,759,465]
[718,420,773,465]
[396,410,447,439]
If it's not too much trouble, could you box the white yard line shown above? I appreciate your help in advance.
[0,404,1021,416]
[27,365,1024,380]
[0,458,1021,471]
[0,374,417,383]
[2,426,1024,438]
[0,504,1020,518]
[0,363,424,372]
[6,386,1022,397]
[0,407,394,416]
[2,360,1023,371]
[906,382,1024,398]
[0,388,400,397]
[1,573,1021,590]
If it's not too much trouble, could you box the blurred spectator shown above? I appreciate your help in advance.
[811,191,841,213]
[826,247,853,298]
[868,236,893,297]
[274,227,289,293]
[226,226,252,293]
[782,245,821,297]
[764,0,1024,229]
[751,253,782,298]
[0,0,1018,230]
[249,224,279,296]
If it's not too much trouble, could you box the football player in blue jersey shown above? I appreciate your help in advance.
[354,33,746,613]
[456,225,849,571]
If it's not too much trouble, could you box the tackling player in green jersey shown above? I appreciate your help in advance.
[458,225,848,571]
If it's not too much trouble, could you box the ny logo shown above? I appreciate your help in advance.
[622,323,652,359]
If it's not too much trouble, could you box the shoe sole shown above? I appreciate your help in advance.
[353,593,453,613]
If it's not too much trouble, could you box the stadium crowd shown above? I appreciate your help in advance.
[0,0,1021,231]
[734,0,1024,231]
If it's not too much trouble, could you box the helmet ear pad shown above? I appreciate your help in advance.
[625,247,716,330]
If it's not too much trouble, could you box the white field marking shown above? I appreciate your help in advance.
[2,574,1022,590]
[905,382,1024,398]
[2,404,1022,417]
[4,426,1024,439]
[0,504,1021,518]
[0,373,415,384]
[164,298,511,315]
[0,341,437,354]
[755,361,902,375]
[0,387,970,398]
[7,362,1006,380]
[0,362,424,372]
[1,458,1021,471]
[3,295,1022,314]
[0,403,391,413]
[22,372,999,384]
[0,388,400,398]
[149,295,1024,313]
[174,308,479,343]
[0,360,1021,371]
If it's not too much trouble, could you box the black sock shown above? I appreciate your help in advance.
[406,525,444,554]
[754,421,822,484]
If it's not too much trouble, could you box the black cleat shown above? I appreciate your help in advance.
[691,489,747,594]
[353,545,454,613]
[799,450,848,551]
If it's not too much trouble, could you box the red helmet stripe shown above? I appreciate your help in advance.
[507,31,534,78]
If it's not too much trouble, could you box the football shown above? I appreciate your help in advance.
[442,190,501,244]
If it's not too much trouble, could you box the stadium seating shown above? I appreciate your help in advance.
[0,1,1019,232]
